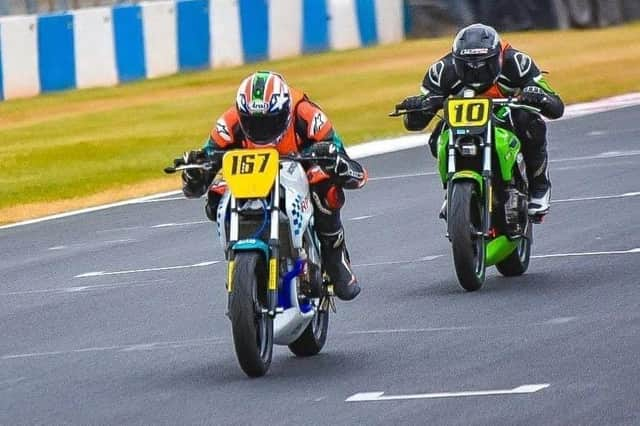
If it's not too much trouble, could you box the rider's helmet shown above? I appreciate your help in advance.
[452,24,502,92]
[236,71,292,145]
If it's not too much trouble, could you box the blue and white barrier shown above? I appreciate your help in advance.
[0,0,405,101]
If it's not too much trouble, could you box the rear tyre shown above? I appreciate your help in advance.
[229,252,273,377]
[496,222,533,276]
[449,181,486,291]
[289,233,329,357]
[288,308,329,357]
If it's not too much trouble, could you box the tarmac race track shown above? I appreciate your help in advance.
[1,106,639,425]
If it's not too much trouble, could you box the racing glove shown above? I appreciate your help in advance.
[520,86,549,109]
[176,150,210,198]
[307,142,366,189]
[520,85,565,119]
[398,95,443,132]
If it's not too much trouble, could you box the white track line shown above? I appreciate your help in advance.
[75,260,221,278]
[151,220,209,228]
[347,317,578,335]
[2,94,639,231]
[353,255,442,267]
[551,150,640,163]
[346,384,550,403]
[72,248,639,279]
[1,338,224,361]
[532,248,640,259]
[554,192,640,203]
[0,278,170,297]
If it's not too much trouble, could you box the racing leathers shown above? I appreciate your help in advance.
[181,88,367,301]
[402,43,564,215]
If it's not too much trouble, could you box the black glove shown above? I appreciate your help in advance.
[520,86,549,109]
[397,95,429,111]
[307,141,338,158]
[308,142,365,186]
[178,150,209,198]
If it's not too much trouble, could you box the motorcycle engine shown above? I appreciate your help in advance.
[504,185,528,237]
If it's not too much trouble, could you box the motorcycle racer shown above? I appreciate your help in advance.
[177,71,366,301]
[398,23,564,216]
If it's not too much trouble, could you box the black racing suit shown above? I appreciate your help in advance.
[404,44,564,196]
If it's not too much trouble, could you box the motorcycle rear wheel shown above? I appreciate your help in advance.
[496,222,533,276]
[288,307,328,357]
[449,181,486,291]
[229,252,273,377]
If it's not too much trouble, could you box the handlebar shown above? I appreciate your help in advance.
[164,152,338,174]
[389,96,541,116]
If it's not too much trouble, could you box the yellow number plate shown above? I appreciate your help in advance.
[222,148,279,198]
[445,98,491,128]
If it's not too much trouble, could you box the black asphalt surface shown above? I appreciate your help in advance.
[1,107,639,425]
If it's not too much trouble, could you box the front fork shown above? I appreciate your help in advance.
[226,175,281,318]
[445,123,493,239]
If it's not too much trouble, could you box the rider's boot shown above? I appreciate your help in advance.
[527,154,551,216]
[318,227,361,301]
[513,110,552,217]
[204,176,226,222]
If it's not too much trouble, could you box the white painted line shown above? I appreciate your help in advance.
[543,316,579,325]
[0,377,26,387]
[554,191,640,203]
[3,93,638,230]
[1,337,224,360]
[0,190,182,230]
[353,255,442,267]
[0,278,170,297]
[347,317,577,336]
[368,171,436,181]
[551,150,640,163]
[47,238,135,251]
[345,384,550,402]
[151,220,209,228]
[349,326,472,335]
[135,196,185,204]
[74,260,221,278]
[348,215,376,221]
[532,248,640,259]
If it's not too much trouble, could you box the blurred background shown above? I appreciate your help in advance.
[2,0,639,32]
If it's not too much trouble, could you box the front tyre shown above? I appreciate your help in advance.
[496,221,533,276]
[229,252,273,377]
[288,308,329,357]
[449,181,486,291]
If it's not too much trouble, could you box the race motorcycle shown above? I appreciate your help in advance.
[165,148,336,377]
[392,91,542,291]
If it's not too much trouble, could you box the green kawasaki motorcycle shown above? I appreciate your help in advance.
[393,91,542,291]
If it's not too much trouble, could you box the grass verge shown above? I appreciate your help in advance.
[1,22,639,224]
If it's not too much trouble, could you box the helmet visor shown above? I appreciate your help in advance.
[239,110,289,144]
[454,54,501,89]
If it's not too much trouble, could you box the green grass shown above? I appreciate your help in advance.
[1,22,639,223]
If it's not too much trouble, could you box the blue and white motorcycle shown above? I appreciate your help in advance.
[167,148,334,377]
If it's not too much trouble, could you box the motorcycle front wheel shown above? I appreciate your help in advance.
[229,252,273,377]
[449,180,486,291]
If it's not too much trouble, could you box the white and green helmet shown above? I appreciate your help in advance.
[236,71,292,144]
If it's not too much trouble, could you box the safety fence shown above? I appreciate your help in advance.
[406,0,640,36]
[0,0,404,100]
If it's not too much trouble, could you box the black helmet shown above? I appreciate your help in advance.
[452,24,502,91]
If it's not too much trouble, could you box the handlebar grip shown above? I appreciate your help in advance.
[164,167,177,174]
